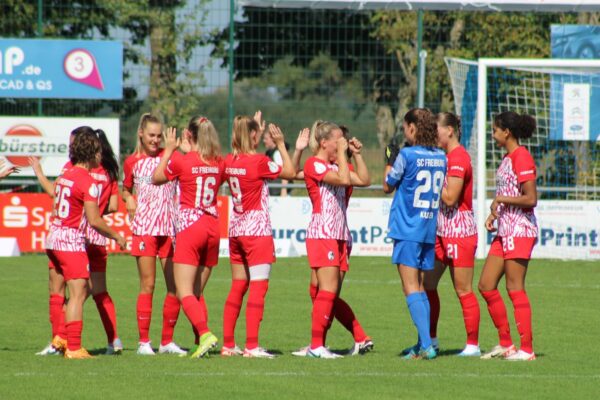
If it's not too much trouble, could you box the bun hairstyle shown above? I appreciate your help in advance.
[309,120,340,154]
[404,108,437,148]
[70,126,119,181]
[494,111,536,139]
[135,113,163,154]
[437,112,462,142]
[187,116,221,162]
[232,115,260,156]
[69,126,100,166]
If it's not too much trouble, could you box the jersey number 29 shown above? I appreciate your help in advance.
[413,170,444,209]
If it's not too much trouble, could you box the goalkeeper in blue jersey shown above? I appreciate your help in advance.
[383,108,446,360]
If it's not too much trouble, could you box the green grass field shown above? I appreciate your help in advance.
[0,255,598,399]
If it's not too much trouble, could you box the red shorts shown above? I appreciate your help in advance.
[488,236,536,260]
[174,215,220,268]
[131,235,174,258]
[306,238,349,272]
[435,235,477,268]
[46,250,90,282]
[87,244,108,273]
[229,236,275,266]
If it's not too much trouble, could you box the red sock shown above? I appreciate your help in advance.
[481,289,512,347]
[426,289,440,339]
[508,290,533,353]
[246,280,269,349]
[311,290,336,349]
[49,294,66,339]
[223,280,248,348]
[66,320,83,351]
[136,293,153,343]
[161,293,180,346]
[334,297,367,342]
[309,284,318,303]
[93,292,118,343]
[181,295,209,338]
[459,292,480,346]
[192,296,207,345]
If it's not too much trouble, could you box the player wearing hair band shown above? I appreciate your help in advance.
[479,112,538,361]
[418,113,480,357]
[123,113,185,356]
[29,127,123,356]
[291,124,373,358]
[222,112,295,358]
[152,116,223,358]
[45,129,126,359]
[384,108,446,360]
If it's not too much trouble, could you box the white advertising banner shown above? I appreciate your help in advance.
[0,117,119,177]
[562,83,590,141]
[265,198,600,259]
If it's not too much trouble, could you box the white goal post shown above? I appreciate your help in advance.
[474,58,600,258]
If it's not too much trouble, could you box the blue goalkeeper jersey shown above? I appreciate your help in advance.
[386,145,446,244]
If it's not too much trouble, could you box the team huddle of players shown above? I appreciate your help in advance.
[31,107,538,361]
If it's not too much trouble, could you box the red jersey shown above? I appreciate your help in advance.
[165,151,225,232]
[46,165,99,251]
[224,153,281,237]
[123,150,177,236]
[495,146,538,238]
[304,156,348,240]
[436,145,477,238]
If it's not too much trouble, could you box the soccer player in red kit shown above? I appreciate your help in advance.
[299,121,370,359]
[479,111,538,361]
[152,117,223,358]
[222,113,295,358]
[123,114,184,355]
[291,124,373,357]
[30,127,123,355]
[45,129,126,359]
[421,113,480,357]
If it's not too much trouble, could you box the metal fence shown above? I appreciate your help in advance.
[1,1,598,197]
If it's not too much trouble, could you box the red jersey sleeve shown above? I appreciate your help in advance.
[123,156,135,189]
[82,174,99,203]
[446,151,470,179]
[110,179,118,195]
[512,147,536,184]
[256,154,282,180]
[164,151,183,181]
[304,157,329,183]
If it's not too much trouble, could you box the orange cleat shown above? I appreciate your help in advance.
[51,335,68,353]
[64,348,93,359]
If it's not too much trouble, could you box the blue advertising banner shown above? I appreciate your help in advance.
[0,39,122,99]
[550,25,600,142]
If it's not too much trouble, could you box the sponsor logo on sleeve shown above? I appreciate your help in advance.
[268,161,279,173]
[314,162,327,174]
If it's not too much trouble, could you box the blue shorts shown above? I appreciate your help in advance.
[391,240,435,271]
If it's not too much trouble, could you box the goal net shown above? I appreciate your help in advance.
[445,58,600,258]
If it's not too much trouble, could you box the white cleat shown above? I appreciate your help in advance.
[243,347,275,359]
[307,346,344,359]
[291,345,310,357]
[137,341,156,356]
[36,343,60,356]
[348,337,374,356]
[158,342,187,355]
[505,349,536,361]
[106,338,124,355]
[457,344,481,357]
[220,345,243,357]
[481,344,516,359]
